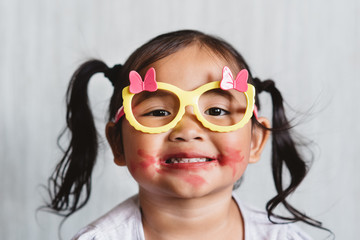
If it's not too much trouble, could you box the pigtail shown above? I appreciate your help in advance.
[253,78,323,228]
[46,60,111,217]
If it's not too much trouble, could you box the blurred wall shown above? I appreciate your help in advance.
[1,0,359,239]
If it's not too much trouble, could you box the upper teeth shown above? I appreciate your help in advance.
[167,158,209,164]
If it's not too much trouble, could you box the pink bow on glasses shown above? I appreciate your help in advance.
[114,68,157,123]
[220,66,249,92]
[129,67,158,94]
[220,66,258,119]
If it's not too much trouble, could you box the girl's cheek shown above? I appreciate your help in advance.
[219,147,247,178]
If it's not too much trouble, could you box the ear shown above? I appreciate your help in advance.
[249,117,270,163]
[105,122,126,166]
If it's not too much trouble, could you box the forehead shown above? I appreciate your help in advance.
[150,45,239,91]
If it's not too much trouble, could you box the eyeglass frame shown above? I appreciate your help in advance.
[114,66,256,134]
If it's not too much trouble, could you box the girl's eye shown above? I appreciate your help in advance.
[144,109,171,117]
[204,107,229,116]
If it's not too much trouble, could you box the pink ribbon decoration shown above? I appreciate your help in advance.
[253,105,259,120]
[220,66,249,92]
[129,67,158,94]
[114,106,124,123]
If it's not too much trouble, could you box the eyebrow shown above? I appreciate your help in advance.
[132,91,174,106]
[202,88,236,100]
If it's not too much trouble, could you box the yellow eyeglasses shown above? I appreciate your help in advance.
[114,66,256,134]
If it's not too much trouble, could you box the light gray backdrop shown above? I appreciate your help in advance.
[1,0,359,239]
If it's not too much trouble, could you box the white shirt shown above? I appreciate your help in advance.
[72,193,312,240]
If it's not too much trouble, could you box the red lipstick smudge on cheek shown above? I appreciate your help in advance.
[219,148,245,177]
[129,149,157,173]
[137,149,157,168]
[183,175,206,187]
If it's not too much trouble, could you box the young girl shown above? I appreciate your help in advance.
[46,30,324,239]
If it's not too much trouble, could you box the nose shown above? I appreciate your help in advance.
[168,107,205,142]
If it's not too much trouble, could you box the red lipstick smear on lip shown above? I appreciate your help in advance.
[133,150,206,187]
[219,148,244,177]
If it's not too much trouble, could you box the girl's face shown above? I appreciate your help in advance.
[108,44,269,199]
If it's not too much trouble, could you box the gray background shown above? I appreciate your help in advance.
[1,0,359,239]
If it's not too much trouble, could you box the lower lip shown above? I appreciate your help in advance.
[160,161,217,170]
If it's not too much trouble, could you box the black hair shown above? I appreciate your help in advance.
[44,30,328,232]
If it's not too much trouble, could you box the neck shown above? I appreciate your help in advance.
[139,188,244,240]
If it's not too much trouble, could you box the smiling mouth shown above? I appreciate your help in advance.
[165,158,214,164]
